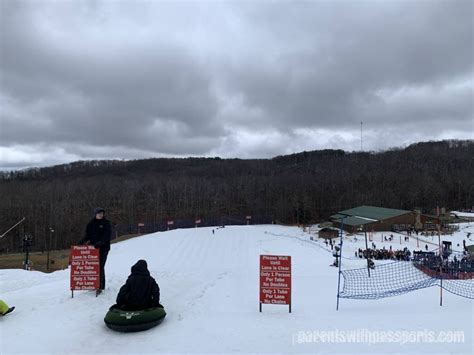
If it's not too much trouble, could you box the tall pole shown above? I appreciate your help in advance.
[360,121,363,151]
[437,206,443,306]
[47,227,54,271]
[25,243,29,270]
[336,217,345,311]
[23,234,31,270]
[364,228,371,277]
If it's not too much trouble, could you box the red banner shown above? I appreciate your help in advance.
[70,245,100,291]
[260,255,291,306]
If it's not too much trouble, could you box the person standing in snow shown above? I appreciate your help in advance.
[368,259,375,269]
[78,207,111,293]
[116,260,162,311]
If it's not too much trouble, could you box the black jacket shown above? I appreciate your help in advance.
[80,218,111,251]
[117,260,161,310]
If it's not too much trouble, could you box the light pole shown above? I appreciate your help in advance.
[23,234,33,270]
[357,225,371,277]
[336,217,345,311]
[47,227,54,270]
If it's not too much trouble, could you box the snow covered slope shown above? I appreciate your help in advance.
[1,224,472,354]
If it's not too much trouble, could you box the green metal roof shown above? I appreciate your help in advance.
[330,214,345,220]
[337,205,411,221]
[467,245,474,253]
[318,221,334,228]
[337,216,374,227]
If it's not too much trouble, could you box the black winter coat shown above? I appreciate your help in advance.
[80,218,111,251]
[117,260,161,310]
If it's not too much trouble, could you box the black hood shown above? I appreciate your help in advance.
[93,207,105,218]
[131,260,150,276]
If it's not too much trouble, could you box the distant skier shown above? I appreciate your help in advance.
[212,229,215,235]
[0,300,14,316]
[116,260,162,311]
[78,207,111,294]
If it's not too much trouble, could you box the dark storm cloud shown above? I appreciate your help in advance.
[1,0,222,155]
[0,0,472,169]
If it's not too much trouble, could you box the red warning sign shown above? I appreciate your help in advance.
[70,245,100,291]
[260,255,291,311]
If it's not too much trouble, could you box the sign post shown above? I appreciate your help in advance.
[167,220,174,231]
[195,219,201,228]
[70,245,100,298]
[246,215,252,225]
[259,255,291,313]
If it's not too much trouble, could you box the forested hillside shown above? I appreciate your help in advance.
[1,140,472,252]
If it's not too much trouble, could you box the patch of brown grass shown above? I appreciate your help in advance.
[0,233,142,273]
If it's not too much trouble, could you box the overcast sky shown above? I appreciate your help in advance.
[0,0,472,170]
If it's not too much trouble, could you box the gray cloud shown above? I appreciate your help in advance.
[0,0,472,169]
[219,1,473,129]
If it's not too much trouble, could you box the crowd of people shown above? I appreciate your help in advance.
[356,246,412,261]
[413,252,474,273]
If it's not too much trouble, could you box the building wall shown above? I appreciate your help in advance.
[368,213,416,232]
[318,230,339,239]
[330,220,362,234]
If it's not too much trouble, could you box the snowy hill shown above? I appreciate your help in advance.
[1,224,473,354]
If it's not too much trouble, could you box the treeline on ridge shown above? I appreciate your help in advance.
[0,140,472,253]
